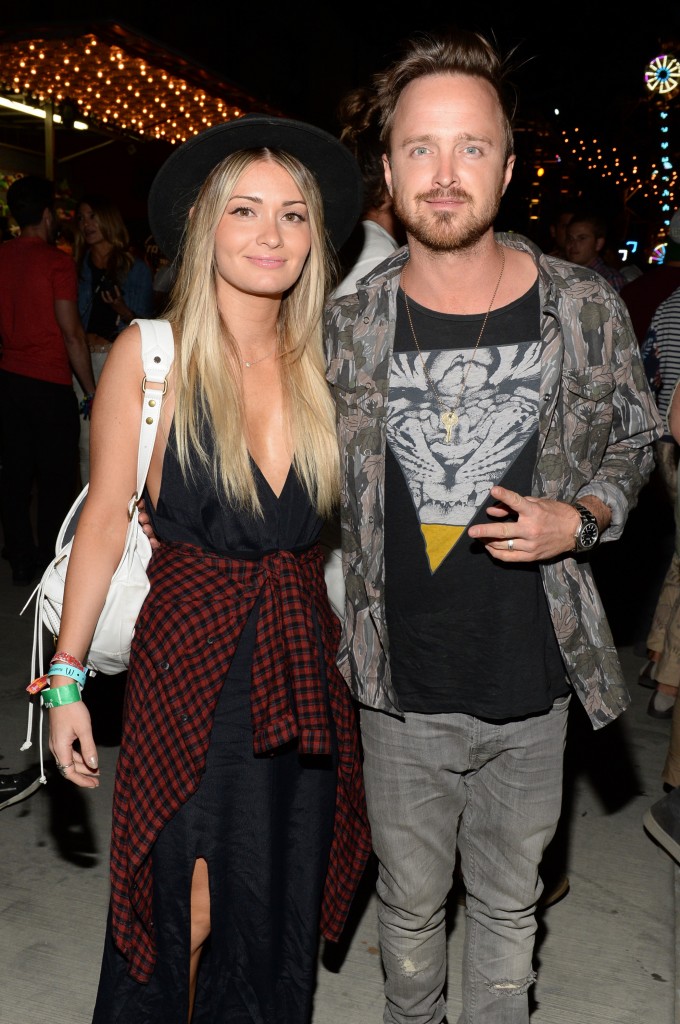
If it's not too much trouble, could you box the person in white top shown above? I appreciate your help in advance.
[319,84,404,611]
[333,84,403,299]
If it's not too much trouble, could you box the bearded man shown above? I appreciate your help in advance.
[324,29,662,1024]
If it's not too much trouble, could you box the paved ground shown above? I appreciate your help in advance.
[1,473,679,1023]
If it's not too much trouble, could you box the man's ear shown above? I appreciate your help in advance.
[595,235,605,253]
[382,153,393,197]
[501,154,516,196]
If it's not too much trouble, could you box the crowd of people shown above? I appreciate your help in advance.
[1,24,680,1024]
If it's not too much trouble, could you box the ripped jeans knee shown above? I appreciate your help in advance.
[488,969,536,997]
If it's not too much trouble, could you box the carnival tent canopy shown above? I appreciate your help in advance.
[0,18,283,149]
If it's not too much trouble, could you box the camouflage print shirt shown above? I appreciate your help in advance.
[324,232,664,730]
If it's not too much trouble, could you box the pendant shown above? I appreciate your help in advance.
[441,409,458,443]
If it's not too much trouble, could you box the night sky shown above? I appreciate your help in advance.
[5,5,680,134]
[3,5,680,251]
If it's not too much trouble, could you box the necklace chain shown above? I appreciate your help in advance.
[242,348,276,368]
[402,245,506,443]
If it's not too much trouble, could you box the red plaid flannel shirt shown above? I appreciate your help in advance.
[108,540,372,983]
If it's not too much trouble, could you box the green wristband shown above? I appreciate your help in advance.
[41,683,83,709]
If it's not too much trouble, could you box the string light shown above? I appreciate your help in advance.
[0,28,277,145]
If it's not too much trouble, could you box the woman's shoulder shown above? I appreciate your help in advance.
[105,322,145,372]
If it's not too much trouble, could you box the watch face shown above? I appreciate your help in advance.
[579,522,599,548]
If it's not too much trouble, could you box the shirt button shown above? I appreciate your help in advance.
[160,660,170,670]
[206,636,214,645]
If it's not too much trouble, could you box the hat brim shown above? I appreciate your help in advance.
[148,115,363,261]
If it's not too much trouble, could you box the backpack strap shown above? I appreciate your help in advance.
[132,318,174,499]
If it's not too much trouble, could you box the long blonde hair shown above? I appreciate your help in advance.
[166,149,340,519]
[74,194,135,282]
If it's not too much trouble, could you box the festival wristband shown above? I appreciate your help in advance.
[48,662,87,689]
[41,683,83,708]
[51,651,86,672]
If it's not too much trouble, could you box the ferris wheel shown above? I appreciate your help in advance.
[644,54,680,96]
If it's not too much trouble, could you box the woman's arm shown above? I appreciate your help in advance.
[48,324,146,788]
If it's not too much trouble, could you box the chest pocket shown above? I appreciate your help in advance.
[561,367,616,466]
[563,367,615,411]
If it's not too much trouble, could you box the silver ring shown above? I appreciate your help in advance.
[58,762,75,776]
[507,538,514,551]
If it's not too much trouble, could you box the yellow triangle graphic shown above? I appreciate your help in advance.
[421,524,466,572]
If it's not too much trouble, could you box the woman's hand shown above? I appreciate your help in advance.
[48,693,100,789]
[101,284,133,324]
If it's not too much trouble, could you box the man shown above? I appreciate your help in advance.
[644,338,680,855]
[546,201,574,260]
[636,284,680,719]
[325,30,662,1024]
[0,175,96,584]
[565,209,627,292]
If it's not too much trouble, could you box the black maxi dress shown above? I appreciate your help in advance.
[92,425,339,1024]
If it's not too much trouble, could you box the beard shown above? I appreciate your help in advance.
[393,181,504,253]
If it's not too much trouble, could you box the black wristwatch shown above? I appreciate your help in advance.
[572,503,599,552]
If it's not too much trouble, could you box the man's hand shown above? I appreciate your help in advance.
[467,485,608,561]
[137,497,160,551]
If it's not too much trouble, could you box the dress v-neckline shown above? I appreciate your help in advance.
[250,458,294,501]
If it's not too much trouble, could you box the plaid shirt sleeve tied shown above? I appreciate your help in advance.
[108,539,372,983]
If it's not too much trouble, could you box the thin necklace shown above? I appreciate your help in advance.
[402,245,506,443]
[241,348,276,368]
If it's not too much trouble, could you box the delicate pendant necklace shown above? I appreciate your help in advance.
[402,245,506,443]
[242,348,276,368]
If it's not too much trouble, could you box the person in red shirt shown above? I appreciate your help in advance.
[0,175,96,584]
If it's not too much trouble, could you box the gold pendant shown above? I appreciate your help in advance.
[441,409,458,442]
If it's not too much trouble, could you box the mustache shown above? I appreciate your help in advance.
[415,189,472,203]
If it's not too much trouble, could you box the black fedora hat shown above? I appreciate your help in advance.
[148,114,364,261]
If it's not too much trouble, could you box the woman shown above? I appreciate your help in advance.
[46,117,370,1024]
[74,194,155,482]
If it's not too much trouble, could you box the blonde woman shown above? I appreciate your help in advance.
[46,118,370,1023]
[74,194,155,482]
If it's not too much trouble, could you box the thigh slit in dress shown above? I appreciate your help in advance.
[92,428,347,1024]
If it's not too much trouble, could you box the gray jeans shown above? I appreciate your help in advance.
[360,695,570,1024]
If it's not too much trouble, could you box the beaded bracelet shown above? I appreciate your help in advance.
[79,393,95,420]
[41,683,83,709]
